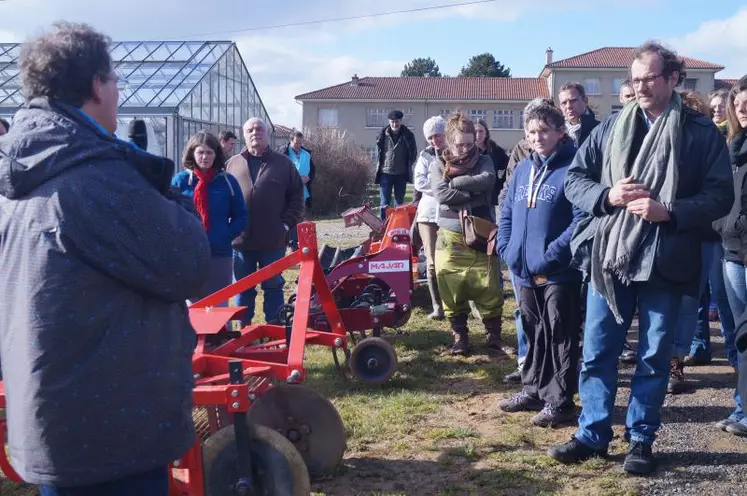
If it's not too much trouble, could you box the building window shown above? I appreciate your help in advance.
[612,105,623,113]
[318,108,338,128]
[366,108,388,128]
[683,78,697,90]
[612,78,625,94]
[584,78,601,96]
[469,109,488,123]
[440,109,452,118]
[492,109,515,129]
[367,107,413,127]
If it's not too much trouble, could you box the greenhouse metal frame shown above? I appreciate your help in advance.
[0,40,273,167]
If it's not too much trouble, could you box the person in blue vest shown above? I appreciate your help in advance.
[496,101,584,428]
[282,129,316,250]
[172,131,248,303]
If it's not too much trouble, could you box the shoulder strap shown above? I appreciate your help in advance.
[218,172,235,196]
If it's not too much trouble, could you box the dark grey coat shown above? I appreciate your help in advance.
[565,105,733,295]
[0,98,211,486]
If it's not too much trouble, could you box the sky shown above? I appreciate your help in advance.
[1,0,746,128]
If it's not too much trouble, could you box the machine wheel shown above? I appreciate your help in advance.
[248,385,347,478]
[202,423,310,496]
[350,337,398,385]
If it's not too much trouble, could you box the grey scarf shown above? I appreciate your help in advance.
[591,92,682,323]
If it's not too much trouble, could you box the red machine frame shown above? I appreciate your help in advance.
[0,208,420,494]
[169,221,348,495]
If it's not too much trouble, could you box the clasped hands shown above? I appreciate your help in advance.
[607,175,670,223]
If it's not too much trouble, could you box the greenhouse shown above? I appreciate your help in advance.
[0,40,273,167]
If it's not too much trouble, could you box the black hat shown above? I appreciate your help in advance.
[387,110,403,120]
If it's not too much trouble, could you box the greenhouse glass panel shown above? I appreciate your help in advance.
[0,41,272,168]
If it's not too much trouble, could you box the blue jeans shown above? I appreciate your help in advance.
[690,247,737,365]
[509,273,529,363]
[722,260,747,422]
[233,248,286,326]
[576,281,682,449]
[673,241,719,359]
[40,467,168,495]
[379,173,407,220]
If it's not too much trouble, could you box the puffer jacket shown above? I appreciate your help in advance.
[0,98,211,486]
[413,146,440,223]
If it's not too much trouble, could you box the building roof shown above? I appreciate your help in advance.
[715,78,738,90]
[542,47,724,75]
[295,76,549,101]
[0,41,248,111]
[274,124,293,139]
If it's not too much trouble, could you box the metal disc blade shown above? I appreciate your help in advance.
[202,424,310,496]
[248,384,346,477]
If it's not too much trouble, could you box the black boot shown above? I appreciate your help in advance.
[449,314,469,356]
[484,316,516,357]
[426,269,444,320]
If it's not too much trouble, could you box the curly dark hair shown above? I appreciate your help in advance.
[182,131,227,171]
[19,22,113,106]
[633,40,686,86]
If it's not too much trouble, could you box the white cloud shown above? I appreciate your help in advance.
[236,34,403,127]
[667,6,747,78]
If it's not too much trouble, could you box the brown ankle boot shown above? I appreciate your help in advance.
[449,315,469,356]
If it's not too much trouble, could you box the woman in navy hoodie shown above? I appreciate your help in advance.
[496,102,584,427]
[172,131,247,303]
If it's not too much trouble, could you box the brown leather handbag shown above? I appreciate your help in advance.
[460,207,496,254]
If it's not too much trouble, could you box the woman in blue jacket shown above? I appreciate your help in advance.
[172,131,247,304]
[496,102,583,428]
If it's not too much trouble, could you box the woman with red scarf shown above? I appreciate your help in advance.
[172,131,247,303]
[431,113,505,356]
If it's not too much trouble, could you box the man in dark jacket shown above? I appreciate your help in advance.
[558,82,600,149]
[375,110,418,220]
[548,41,733,475]
[228,117,304,326]
[0,22,211,493]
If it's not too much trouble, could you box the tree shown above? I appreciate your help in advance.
[401,57,442,77]
[458,53,511,78]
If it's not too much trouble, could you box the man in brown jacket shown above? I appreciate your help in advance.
[227,117,304,325]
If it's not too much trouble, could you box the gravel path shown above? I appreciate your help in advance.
[627,322,747,495]
[316,218,747,495]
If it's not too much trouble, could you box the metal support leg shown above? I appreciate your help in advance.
[229,361,254,495]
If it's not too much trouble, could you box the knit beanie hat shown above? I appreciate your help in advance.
[423,115,446,140]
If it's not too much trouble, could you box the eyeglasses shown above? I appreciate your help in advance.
[631,73,664,87]
[452,142,475,151]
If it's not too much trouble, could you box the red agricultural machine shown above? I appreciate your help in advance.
[0,204,422,495]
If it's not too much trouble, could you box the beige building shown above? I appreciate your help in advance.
[295,47,734,157]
